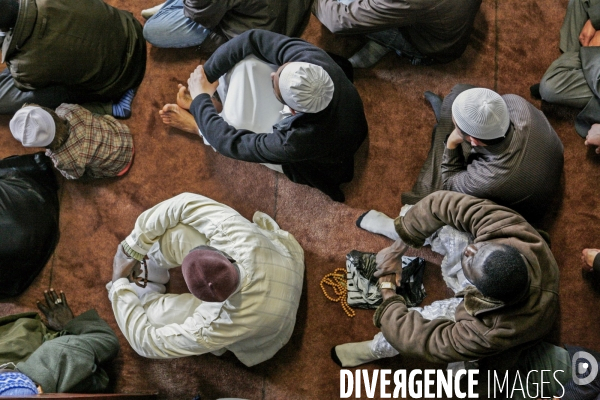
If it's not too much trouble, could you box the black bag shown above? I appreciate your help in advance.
[0,152,59,298]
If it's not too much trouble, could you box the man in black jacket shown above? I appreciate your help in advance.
[184,29,368,202]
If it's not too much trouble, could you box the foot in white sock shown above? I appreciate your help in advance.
[331,340,379,367]
[356,210,400,240]
[141,2,165,19]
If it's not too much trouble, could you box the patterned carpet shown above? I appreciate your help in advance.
[1,0,599,398]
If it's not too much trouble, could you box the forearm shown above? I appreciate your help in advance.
[441,146,468,190]
[108,279,214,358]
[190,95,284,163]
[376,300,488,364]
[124,192,238,257]
[393,191,530,246]
[203,30,328,82]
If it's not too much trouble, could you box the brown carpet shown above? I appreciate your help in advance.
[2,0,600,398]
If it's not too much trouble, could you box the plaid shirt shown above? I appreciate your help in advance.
[47,104,133,179]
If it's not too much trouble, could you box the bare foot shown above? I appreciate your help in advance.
[177,84,193,110]
[159,104,198,134]
[581,248,600,272]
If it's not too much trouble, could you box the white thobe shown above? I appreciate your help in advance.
[108,193,305,366]
[200,55,289,173]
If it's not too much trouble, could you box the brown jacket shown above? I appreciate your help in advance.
[374,191,559,364]
[183,0,313,40]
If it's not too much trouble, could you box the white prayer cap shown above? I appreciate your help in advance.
[279,62,334,113]
[452,88,510,140]
[10,106,56,147]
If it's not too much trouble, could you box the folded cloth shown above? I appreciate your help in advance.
[346,251,426,309]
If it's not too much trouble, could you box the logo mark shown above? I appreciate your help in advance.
[572,351,598,386]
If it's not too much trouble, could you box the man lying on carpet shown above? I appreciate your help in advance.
[313,0,482,68]
[107,192,305,366]
[9,104,134,179]
[356,85,564,236]
[160,29,368,202]
[0,0,145,117]
[0,289,119,395]
[331,191,559,395]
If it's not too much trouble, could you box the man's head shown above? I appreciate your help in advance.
[0,371,38,396]
[181,247,240,302]
[9,104,69,150]
[452,88,510,146]
[0,0,19,31]
[461,243,529,303]
[270,62,334,113]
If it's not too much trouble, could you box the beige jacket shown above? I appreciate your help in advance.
[109,193,305,366]
[374,191,559,364]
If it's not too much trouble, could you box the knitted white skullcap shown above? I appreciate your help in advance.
[9,106,56,147]
[451,88,510,140]
[279,62,334,113]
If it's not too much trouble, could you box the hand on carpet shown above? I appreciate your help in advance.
[37,289,74,331]
[188,65,219,99]
[177,84,193,110]
[580,19,597,46]
[585,124,600,153]
[582,248,600,272]
[159,104,199,134]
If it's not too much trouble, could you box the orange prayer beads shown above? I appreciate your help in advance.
[319,267,355,318]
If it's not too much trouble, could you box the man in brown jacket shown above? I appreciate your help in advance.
[142,0,312,50]
[333,191,559,382]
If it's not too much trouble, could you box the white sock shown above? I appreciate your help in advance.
[332,340,379,367]
[141,2,165,19]
[356,210,399,240]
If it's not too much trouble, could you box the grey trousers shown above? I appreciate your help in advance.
[539,0,598,108]
[401,84,473,205]
[0,69,113,115]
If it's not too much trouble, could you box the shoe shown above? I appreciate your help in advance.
[530,83,541,99]
[196,32,228,56]
[141,2,164,19]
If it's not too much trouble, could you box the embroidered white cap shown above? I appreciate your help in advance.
[279,62,334,113]
[9,106,56,147]
[452,88,510,140]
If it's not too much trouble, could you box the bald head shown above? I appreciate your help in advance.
[0,0,19,31]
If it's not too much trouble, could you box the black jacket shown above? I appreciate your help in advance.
[190,30,368,201]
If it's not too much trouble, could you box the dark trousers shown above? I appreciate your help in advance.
[0,69,113,114]
[401,84,474,205]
